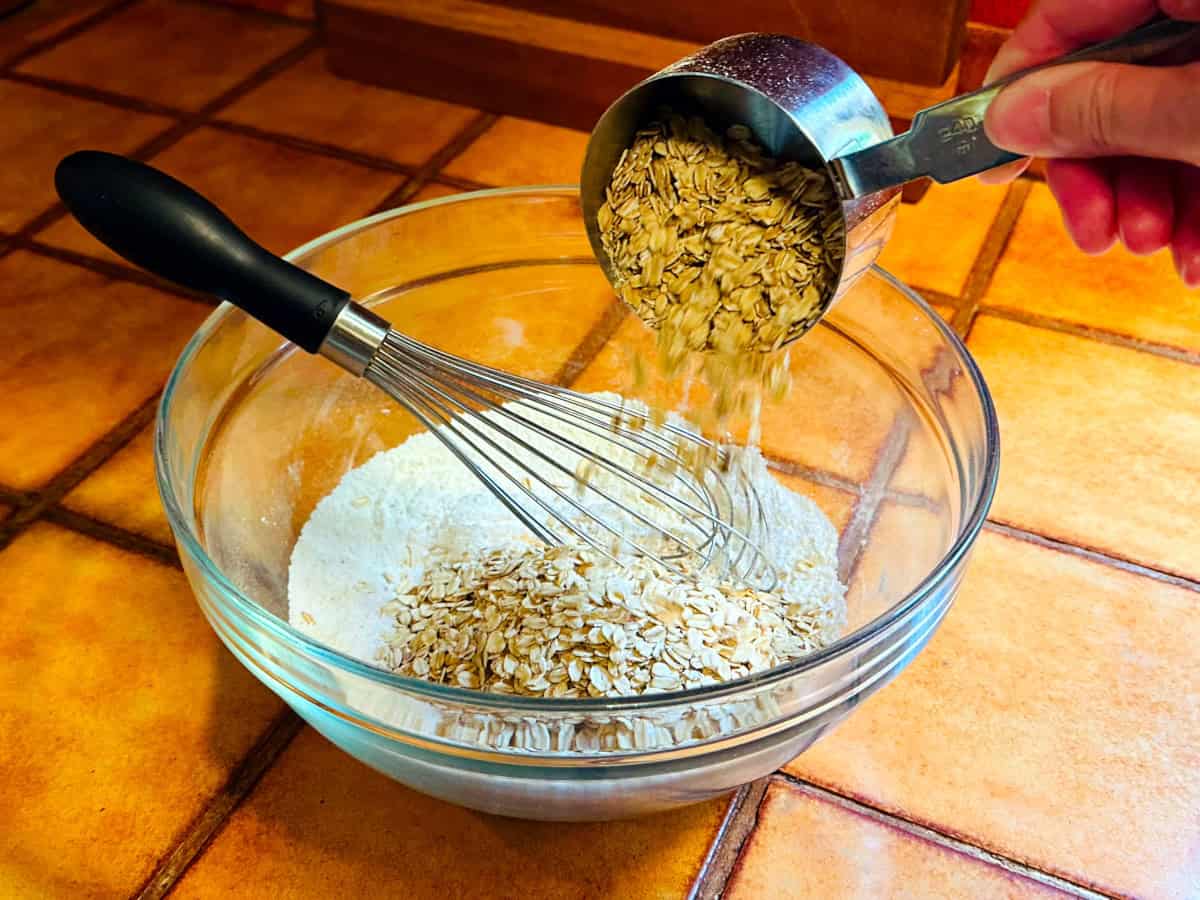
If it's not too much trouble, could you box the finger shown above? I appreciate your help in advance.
[1171,163,1200,287]
[984,62,1200,166]
[985,0,1159,82]
[978,158,1033,185]
[1046,158,1119,254]
[1162,1,1200,21]
[985,1,1200,83]
[1116,159,1175,254]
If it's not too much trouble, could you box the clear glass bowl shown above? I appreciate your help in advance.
[157,187,998,821]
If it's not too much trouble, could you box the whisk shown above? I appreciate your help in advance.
[55,151,776,586]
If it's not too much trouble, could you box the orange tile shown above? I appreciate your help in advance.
[877,179,1008,297]
[173,727,729,899]
[41,127,404,260]
[0,80,169,231]
[385,264,618,375]
[786,529,1200,897]
[0,0,111,67]
[985,183,1200,351]
[63,425,169,546]
[969,316,1200,579]
[443,116,588,186]
[0,524,282,897]
[889,405,968,504]
[846,501,956,631]
[0,252,210,489]
[220,52,478,167]
[16,0,305,111]
[726,780,1068,899]
[409,181,465,203]
[572,314,893,485]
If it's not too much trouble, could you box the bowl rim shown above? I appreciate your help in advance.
[156,184,1000,713]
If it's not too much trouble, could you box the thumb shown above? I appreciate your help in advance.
[984,61,1200,166]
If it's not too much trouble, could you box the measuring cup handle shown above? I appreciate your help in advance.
[831,16,1200,198]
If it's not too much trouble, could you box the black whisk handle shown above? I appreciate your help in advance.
[54,150,350,353]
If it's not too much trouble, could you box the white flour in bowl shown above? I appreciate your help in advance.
[287,392,845,683]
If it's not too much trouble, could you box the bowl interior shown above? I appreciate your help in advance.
[163,188,991,678]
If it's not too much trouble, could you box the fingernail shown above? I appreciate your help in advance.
[1184,258,1200,289]
[1176,248,1200,287]
[985,83,1052,156]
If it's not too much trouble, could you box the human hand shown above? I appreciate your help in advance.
[981,0,1200,285]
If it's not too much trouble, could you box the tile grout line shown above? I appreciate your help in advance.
[430,172,493,192]
[777,774,1114,899]
[763,455,863,497]
[985,519,1200,593]
[0,0,137,71]
[951,177,1032,341]
[0,391,160,554]
[914,285,963,316]
[105,31,320,158]
[20,240,217,305]
[835,411,914,587]
[43,506,181,569]
[206,118,416,175]
[552,301,629,387]
[132,708,306,900]
[0,484,30,507]
[2,68,187,117]
[0,68,502,191]
[0,33,320,260]
[980,304,1200,367]
[368,111,500,213]
[689,778,770,900]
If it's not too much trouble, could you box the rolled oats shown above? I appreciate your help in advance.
[598,111,845,431]
[378,542,840,699]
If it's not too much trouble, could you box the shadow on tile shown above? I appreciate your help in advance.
[172,727,730,899]
[0,524,282,895]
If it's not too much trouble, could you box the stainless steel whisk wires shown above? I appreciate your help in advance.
[365,329,779,587]
[55,150,779,588]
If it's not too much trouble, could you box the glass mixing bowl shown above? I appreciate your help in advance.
[157,187,998,822]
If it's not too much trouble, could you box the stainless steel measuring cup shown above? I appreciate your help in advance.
[581,18,1200,338]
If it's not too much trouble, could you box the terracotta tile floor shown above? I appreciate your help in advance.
[726,780,1071,899]
[217,51,479,167]
[61,424,169,545]
[1,2,1198,896]
[14,0,306,112]
[0,78,170,231]
[984,182,1200,354]
[0,524,283,896]
[172,728,732,899]
[0,251,210,489]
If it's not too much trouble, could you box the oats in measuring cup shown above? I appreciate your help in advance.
[599,113,844,364]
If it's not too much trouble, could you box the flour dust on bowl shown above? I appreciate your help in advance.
[156,187,998,821]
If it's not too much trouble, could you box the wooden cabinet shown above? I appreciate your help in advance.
[321,0,971,130]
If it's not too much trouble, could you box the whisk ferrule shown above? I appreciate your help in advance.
[319,302,390,376]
